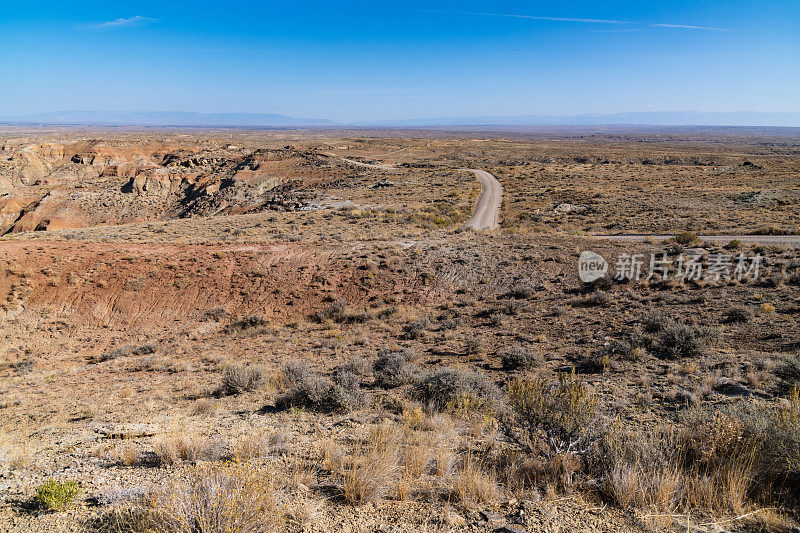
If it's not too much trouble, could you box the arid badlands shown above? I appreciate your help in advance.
[1,125,799,532]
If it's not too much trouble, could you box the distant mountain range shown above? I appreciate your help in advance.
[0,111,334,127]
[363,111,800,127]
[1,110,799,128]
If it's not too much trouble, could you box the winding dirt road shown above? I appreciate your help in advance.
[459,169,503,231]
[331,154,503,231]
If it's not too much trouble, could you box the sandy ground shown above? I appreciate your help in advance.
[594,234,800,246]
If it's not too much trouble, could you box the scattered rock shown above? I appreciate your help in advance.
[494,525,525,533]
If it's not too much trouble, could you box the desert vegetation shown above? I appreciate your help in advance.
[0,127,799,531]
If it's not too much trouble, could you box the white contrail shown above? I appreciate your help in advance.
[419,10,731,32]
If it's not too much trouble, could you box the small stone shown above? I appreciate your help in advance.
[494,525,525,533]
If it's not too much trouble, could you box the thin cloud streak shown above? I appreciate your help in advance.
[421,10,624,25]
[420,10,731,32]
[93,15,158,29]
[650,23,730,31]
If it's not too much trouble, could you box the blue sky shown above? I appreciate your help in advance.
[1,1,798,121]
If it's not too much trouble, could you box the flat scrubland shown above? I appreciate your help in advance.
[0,126,799,532]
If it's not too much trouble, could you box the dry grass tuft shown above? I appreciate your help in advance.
[452,453,498,505]
[338,424,400,504]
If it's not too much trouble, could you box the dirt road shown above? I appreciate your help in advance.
[594,234,800,246]
[338,157,398,170]
[331,154,503,231]
[459,169,503,231]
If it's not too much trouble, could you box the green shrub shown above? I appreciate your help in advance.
[36,479,82,511]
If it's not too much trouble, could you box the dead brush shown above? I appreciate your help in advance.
[111,443,140,467]
[508,370,599,455]
[600,412,761,517]
[148,461,281,533]
[401,403,426,429]
[152,431,227,465]
[401,432,436,479]
[337,422,401,504]
[605,460,683,511]
[217,364,266,396]
[497,450,581,495]
[432,444,456,479]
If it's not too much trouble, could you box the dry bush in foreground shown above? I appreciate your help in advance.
[501,345,545,371]
[217,364,266,395]
[508,370,599,455]
[276,363,364,413]
[332,419,486,505]
[599,422,755,515]
[373,349,419,388]
[599,392,800,517]
[452,453,498,505]
[415,367,502,412]
[150,461,281,533]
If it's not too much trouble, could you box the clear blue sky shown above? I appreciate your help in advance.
[1,1,798,122]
